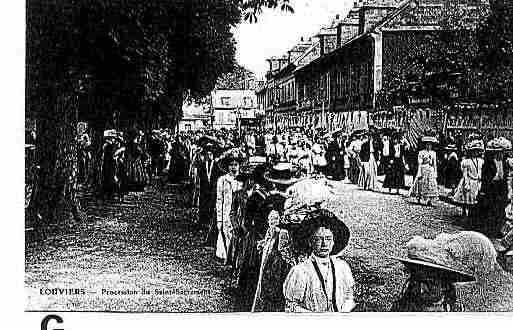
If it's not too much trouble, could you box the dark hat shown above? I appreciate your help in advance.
[237,163,268,184]
[218,148,246,172]
[263,162,301,186]
[293,209,350,255]
[201,142,217,153]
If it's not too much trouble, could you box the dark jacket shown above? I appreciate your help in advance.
[359,139,382,163]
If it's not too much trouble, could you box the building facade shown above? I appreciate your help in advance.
[178,103,211,132]
[257,0,497,142]
[211,90,259,130]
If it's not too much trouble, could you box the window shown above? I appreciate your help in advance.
[221,97,230,106]
[243,97,253,108]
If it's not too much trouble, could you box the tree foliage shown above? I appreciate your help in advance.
[377,1,513,108]
[215,63,256,90]
[26,0,295,226]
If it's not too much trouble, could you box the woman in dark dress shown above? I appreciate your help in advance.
[383,135,406,194]
[477,139,510,237]
[100,135,118,200]
[234,165,271,309]
[442,144,461,190]
[125,133,149,192]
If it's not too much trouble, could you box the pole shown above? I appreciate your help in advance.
[322,101,325,131]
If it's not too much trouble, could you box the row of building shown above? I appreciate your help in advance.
[179,89,262,132]
[255,0,513,145]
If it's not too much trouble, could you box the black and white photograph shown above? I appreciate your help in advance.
[22,0,513,317]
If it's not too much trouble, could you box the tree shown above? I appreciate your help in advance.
[376,1,489,109]
[215,64,256,90]
[26,0,295,228]
[475,0,513,100]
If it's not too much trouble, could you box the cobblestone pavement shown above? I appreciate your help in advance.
[25,178,467,312]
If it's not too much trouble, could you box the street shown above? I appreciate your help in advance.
[25,178,466,312]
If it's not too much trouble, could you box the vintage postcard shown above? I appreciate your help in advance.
[24,0,513,321]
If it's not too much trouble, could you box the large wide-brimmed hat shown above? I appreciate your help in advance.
[465,140,485,151]
[103,129,118,138]
[393,232,478,283]
[486,137,512,152]
[264,162,301,186]
[217,148,246,172]
[443,144,458,151]
[197,135,221,149]
[421,136,439,144]
[236,163,268,184]
[293,209,350,255]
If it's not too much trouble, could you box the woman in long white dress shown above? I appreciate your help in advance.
[311,138,327,175]
[409,137,439,205]
[216,152,244,262]
[452,140,484,216]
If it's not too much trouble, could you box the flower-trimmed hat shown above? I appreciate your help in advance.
[217,148,246,172]
[293,209,351,255]
[444,144,458,151]
[486,137,512,152]
[264,162,301,186]
[392,232,481,283]
[465,140,485,151]
[421,136,439,144]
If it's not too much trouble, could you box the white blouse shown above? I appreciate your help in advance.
[283,255,355,313]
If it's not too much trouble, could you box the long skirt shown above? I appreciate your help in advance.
[477,180,508,237]
[358,155,378,191]
[348,157,359,184]
[216,224,232,261]
[236,230,262,309]
[383,157,405,190]
[126,157,148,191]
[252,232,290,312]
[408,164,439,201]
[452,178,481,206]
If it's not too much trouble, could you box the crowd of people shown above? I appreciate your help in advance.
[71,123,513,312]
[168,125,513,312]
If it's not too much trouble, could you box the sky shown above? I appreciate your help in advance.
[234,0,354,79]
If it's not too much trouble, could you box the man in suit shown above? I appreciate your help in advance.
[326,136,340,180]
[197,144,222,247]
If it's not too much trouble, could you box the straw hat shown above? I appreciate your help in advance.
[293,209,350,255]
[103,129,118,138]
[421,136,439,144]
[218,148,246,172]
[444,144,458,151]
[264,162,301,186]
[486,137,512,151]
[393,232,479,283]
[465,140,485,151]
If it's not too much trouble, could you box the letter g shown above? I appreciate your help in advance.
[41,315,63,330]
